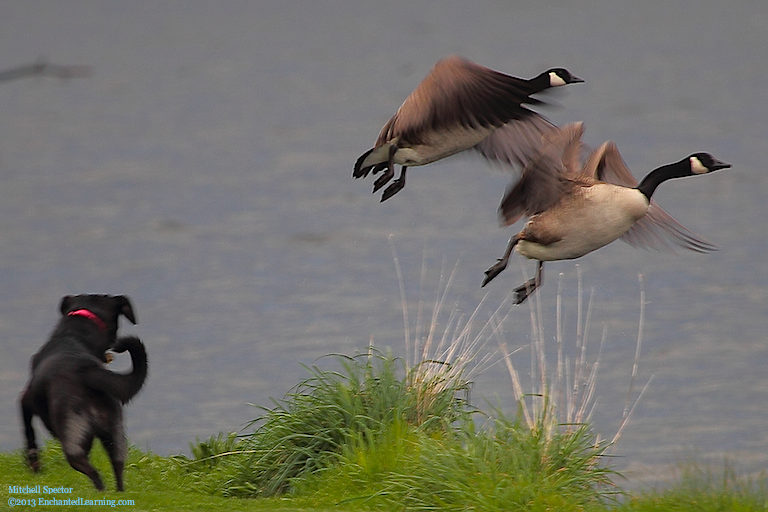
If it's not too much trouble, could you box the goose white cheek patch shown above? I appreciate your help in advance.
[549,72,567,87]
[690,156,709,174]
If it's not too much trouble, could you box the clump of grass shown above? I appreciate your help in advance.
[293,413,617,510]
[187,342,619,507]
[189,432,241,467]
[181,342,478,497]
[226,348,476,497]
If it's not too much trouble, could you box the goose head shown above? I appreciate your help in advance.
[546,68,584,87]
[688,153,731,175]
[636,152,730,200]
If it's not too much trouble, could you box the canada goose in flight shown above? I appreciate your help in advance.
[481,122,730,304]
[353,55,583,201]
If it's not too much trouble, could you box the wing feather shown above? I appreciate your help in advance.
[622,203,718,253]
[497,122,584,226]
[377,56,548,147]
[582,141,639,186]
[474,114,557,169]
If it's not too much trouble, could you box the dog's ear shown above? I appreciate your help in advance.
[117,296,138,325]
[59,295,75,316]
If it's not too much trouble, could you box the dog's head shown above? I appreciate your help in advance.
[58,295,137,352]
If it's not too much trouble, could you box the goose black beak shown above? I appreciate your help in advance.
[570,75,585,84]
[712,159,731,171]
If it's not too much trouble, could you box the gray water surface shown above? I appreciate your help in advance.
[1,1,767,488]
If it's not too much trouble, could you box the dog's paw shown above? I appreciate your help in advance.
[27,449,40,472]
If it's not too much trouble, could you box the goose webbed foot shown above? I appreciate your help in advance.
[354,165,373,179]
[380,166,407,202]
[380,180,403,202]
[482,258,508,287]
[370,162,388,175]
[513,261,544,305]
[513,279,538,305]
[373,145,400,194]
[372,166,395,193]
[353,148,375,178]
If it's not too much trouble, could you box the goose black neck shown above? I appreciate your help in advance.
[636,160,690,201]
[526,72,551,94]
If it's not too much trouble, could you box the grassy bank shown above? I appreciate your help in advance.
[2,351,764,511]
[2,409,766,512]
[1,442,337,511]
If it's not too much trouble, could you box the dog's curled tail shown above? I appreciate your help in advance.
[86,336,148,404]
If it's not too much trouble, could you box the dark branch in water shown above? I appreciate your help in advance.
[0,59,92,83]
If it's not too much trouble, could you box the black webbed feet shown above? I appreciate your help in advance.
[482,258,508,287]
[373,166,395,193]
[512,278,537,305]
[353,149,375,178]
[380,177,406,202]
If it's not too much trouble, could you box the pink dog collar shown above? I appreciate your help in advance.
[67,309,107,331]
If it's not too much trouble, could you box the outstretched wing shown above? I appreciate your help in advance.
[622,204,719,253]
[377,55,547,147]
[583,141,718,253]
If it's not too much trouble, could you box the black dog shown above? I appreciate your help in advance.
[19,294,148,491]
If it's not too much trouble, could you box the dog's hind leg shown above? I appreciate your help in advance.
[99,428,127,491]
[63,446,104,490]
[63,445,104,490]
[60,416,104,490]
[20,397,40,472]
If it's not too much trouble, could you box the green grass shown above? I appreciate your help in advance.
[614,461,768,512]
[176,349,477,498]
[293,417,618,511]
[3,357,767,512]
[3,420,766,511]
[0,441,344,511]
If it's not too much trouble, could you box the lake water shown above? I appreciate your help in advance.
[1,1,767,488]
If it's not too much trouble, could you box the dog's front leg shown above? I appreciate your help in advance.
[20,397,40,472]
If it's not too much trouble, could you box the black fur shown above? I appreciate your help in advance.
[19,295,147,491]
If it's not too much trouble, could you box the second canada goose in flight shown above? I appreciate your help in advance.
[481,122,730,304]
[353,55,583,201]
